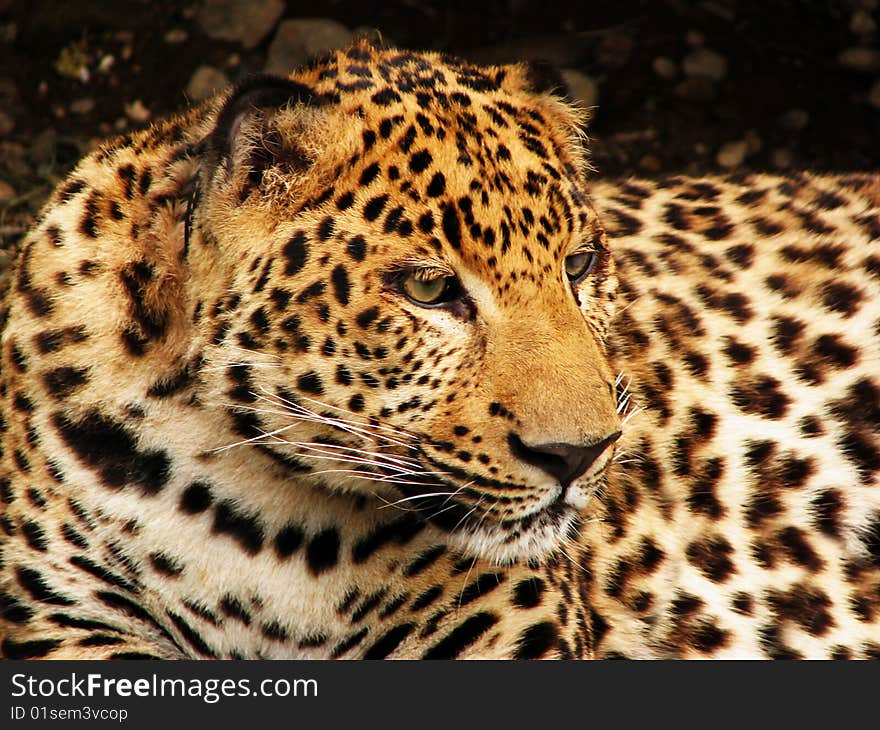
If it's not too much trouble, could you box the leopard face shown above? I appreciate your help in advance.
[193,55,622,564]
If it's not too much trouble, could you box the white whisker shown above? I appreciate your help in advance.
[276,439,423,469]
[255,388,417,450]
[212,422,296,452]
[299,395,419,441]
[378,491,457,508]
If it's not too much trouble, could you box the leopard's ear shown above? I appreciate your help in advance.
[201,75,328,198]
[523,60,571,102]
[207,75,322,162]
[517,60,590,164]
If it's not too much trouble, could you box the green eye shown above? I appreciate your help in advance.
[402,274,457,305]
[565,251,596,282]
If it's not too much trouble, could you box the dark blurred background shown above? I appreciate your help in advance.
[1,0,878,267]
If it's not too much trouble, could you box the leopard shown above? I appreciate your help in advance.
[0,42,878,660]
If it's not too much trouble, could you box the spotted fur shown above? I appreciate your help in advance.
[0,44,878,659]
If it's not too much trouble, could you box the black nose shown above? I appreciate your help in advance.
[508,431,622,487]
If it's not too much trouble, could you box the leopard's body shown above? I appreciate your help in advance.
[1,44,878,660]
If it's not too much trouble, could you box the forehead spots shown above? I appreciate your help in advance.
[821,281,863,317]
[427,172,445,197]
[317,217,335,241]
[371,88,401,106]
[379,115,403,139]
[269,288,291,311]
[399,125,417,153]
[336,191,354,210]
[336,364,354,386]
[349,393,365,412]
[43,366,89,400]
[296,281,326,303]
[283,232,308,275]
[409,149,432,173]
[442,206,462,249]
[356,306,380,329]
[415,113,435,135]
[364,194,389,221]
[331,264,350,306]
[383,206,412,236]
[346,235,367,261]
[360,163,381,187]
[297,372,324,395]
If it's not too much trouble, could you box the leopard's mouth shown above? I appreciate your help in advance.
[390,461,601,564]
[283,430,606,563]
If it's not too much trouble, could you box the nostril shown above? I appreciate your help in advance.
[508,432,568,480]
[508,431,621,487]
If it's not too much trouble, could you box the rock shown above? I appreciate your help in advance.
[560,69,599,108]
[850,9,877,36]
[772,147,793,169]
[716,140,748,169]
[124,99,151,123]
[838,46,880,72]
[70,98,95,115]
[97,54,115,73]
[186,65,230,102]
[0,109,15,137]
[682,47,728,81]
[685,30,705,47]
[674,76,716,101]
[198,0,284,49]
[468,34,584,67]
[0,21,17,44]
[869,78,880,108]
[0,180,16,202]
[594,32,634,68]
[164,28,188,45]
[0,142,28,178]
[352,26,393,48]
[744,129,763,155]
[30,129,59,166]
[779,108,810,131]
[0,76,16,101]
[638,154,662,173]
[652,56,677,80]
[54,39,91,82]
[264,18,354,75]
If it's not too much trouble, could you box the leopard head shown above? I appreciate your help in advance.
[190,46,622,563]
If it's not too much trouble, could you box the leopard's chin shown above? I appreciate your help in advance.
[444,502,583,566]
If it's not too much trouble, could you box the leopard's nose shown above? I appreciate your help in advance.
[508,431,622,487]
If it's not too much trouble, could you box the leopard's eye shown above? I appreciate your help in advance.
[401,273,458,306]
[565,251,597,282]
